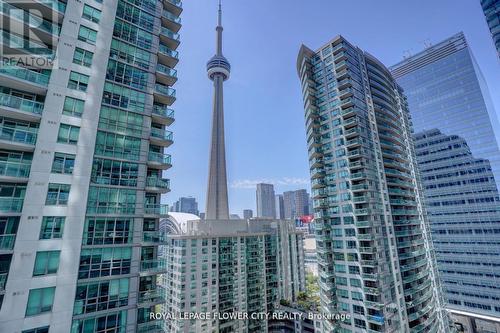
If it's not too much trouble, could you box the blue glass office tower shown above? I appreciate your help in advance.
[390,32,500,320]
[481,0,500,58]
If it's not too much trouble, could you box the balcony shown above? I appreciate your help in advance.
[160,27,180,49]
[163,0,183,16]
[161,9,181,32]
[0,198,24,213]
[0,160,31,181]
[0,126,37,151]
[16,0,66,22]
[140,259,168,275]
[154,84,176,105]
[138,286,166,306]
[0,66,50,94]
[86,203,136,216]
[144,204,169,217]
[147,151,172,170]
[0,92,44,121]
[145,176,170,193]
[137,320,165,333]
[156,64,178,86]
[0,234,15,251]
[142,231,167,245]
[150,128,173,147]
[0,272,6,292]
[157,44,179,67]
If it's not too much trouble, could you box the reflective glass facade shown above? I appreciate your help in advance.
[390,32,500,319]
[481,0,500,58]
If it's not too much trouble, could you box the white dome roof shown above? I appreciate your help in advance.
[161,212,200,235]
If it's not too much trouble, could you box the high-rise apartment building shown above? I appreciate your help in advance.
[160,214,305,333]
[283,189,311,219]
[275,194,285,219]
[0,0,181,332]
[172,196,199,215]
[390,32,500,320]
[297,36,449,332]
[256,183,276,218]
[243,209,253,219]
[481,0,500,58]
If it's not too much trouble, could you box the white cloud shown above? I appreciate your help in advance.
[230,177,310,189]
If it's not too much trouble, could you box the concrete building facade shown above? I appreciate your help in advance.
[0,0,181,332]
[256,183,276,218]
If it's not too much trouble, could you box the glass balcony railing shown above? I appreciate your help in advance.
[158,44,179,59]
[0,126,38,145]
[154,84,176,98]
[152,104,174,119]
[0,66,50,86]
[0,30,55,59]
[160,27,180,41]
[137,321,164,333]
[142,231,167,244]
[162,10,181,24]
[1,0,61,35]
[138,286,166,304]
[0,92,44,115]
[148,152,171,165]
[0,234,15,250]
[144,204,169,215]
[86,203,136,215]
[156,64,177,78]
[146,176,170,190]
[38,0,67,13]
[0,272,6,291]
[0,198,23,213]
[0,160,31,178]
[140,259,167,273]
[165,0,182,9]
[150,128,173,141]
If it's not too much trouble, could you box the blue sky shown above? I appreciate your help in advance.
[165,0,500,216]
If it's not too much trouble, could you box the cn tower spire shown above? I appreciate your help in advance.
[205,0,231,220]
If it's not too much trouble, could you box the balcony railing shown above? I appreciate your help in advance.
[0,66,50,86]
[140,259,167,274]
[158,44,179,59]
[146,176,170,190]
[86,203,136,215]
[1,1,61,35]
[142,231,167,244]
[148,151,171,165]
[165,0,182,9]
[0,160,31,178]
[160,27,180,41]
[150,128,173,141]
[39,0,67,13]
[0,234,15,250]
[138,286,166,304]
[0,92,44,115]
[162,10,181,24]
[156,64,177,79]
[0,198,24,213]
[144,204,169,215]
[152,104,174,119]
[154,84,176,98]
[0,126,37,145]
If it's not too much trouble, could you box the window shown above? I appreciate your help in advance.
[68,71,89,92]
[91,158,139,187]
[73,278,129,315]
[39,216,65,239]
[73,47,93,67]
[78,247,132,279]
[51,153,75,174]
[22,326,49,333]
[46,183,70,205]
[78,25,97,44]
[63,97,85,117]
[33,251,60,276]
[57,124,80,144]
[83,217,133,245]
[71,311,127,333]
[25,287,55,316]
[82,4,101,23]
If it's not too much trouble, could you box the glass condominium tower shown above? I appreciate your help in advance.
[297,36,448,333]
[481,0,500,58]
[390,33,500,319]
[0,0,181,332]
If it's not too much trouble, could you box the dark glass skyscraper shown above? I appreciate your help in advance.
[481,0,500,58]
[390,32,500,320]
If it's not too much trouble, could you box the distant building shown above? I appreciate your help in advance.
[275,194,285,219]
[243,209,253,219]
[229,214,240,219]
[283,189,310,219]
[172,196,199,215]
[256,183,276,218]
[160,213,306,332]
[481,0,500,58]
[391,32,500,321]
